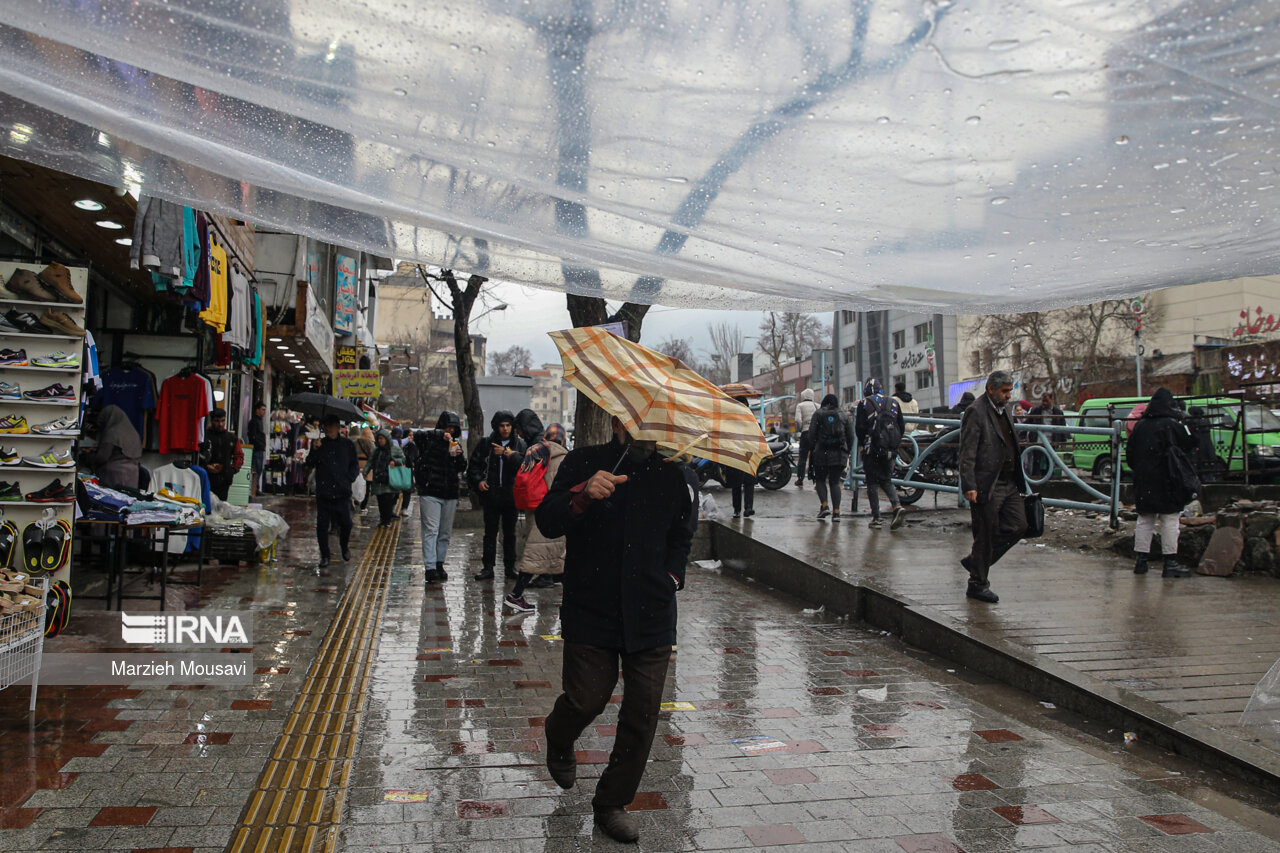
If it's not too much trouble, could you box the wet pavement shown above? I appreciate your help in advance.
[0,493,1277,850]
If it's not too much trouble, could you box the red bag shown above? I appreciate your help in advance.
[513,459,549,510]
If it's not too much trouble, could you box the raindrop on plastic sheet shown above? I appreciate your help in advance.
[876,116,890,124]
[392,88,407,97]
[990,196,1009,205]
[665,176,689,184]
[965,116,981,125]
[822,248,846,257]
[1052,91,1070,99]
[987,39,1020,51]
[1115,135,1130,145]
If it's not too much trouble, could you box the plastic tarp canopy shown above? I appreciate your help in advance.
[0,0,1278,312]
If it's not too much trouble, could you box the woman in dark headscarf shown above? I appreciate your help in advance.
[94,404,143,490]
[1127,388,1196,577]
[504,423,568,613]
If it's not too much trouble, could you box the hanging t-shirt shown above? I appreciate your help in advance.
[248,290,265,368]
[223,268,252,350]
[198,243,228,333]
[158,372,212,453]
[179,206,200,293]
[95,366,156,440]
[150,463,209,554]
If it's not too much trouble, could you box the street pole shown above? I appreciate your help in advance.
[1132,297,1144,397]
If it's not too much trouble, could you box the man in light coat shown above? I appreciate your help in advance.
[792,387,819,488]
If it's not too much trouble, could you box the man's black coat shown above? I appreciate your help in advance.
[536,439,697,653]
[305,436,360,501]
[959,394,1028,503]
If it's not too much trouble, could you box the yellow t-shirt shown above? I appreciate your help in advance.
[199,243,229,333]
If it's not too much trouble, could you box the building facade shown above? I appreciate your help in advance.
[832,310,959,411]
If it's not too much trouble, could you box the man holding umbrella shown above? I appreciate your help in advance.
[304,414,360,567]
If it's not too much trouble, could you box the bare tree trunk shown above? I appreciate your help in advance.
[445,272,487,454]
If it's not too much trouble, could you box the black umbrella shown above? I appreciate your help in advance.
[281,393,364,422]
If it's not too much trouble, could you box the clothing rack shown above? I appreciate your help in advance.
[205,219,258,285]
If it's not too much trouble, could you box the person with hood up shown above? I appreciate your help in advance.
[855,379,907,530]
[414,412,467,583]
[952,391,976,416]
[504,422,570,613]
[94,404,142,490]
[807,393,855,520]
[792,387,819,488]
[892,381,919,416]
[467,410,527,580]
[1127,388,1197,577]
[364,429,406,527]
[515,408,546,447]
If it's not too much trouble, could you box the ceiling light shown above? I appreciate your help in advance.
[95,220,123,230]
[74,199,105,211]
[115,237,132,246]
[269,337,282,342]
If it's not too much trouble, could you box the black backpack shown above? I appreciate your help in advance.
[869,396,903,455]
[817,410,845,450]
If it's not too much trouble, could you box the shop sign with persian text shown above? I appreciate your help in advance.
[333,369,381,399]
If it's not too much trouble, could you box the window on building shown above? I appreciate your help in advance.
[913,321,933,345]
[842,345,856,364]
[842,385,859,404]
[982,348,994,372]
[971,350,982,373]
[891,330,906,350]
[915,369,934,389]
[1012,341,1022,361]
[841,310,856,325]
[892,373,906,390]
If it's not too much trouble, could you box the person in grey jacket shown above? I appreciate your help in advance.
[792,388,818,488]
[958,371,1028,603]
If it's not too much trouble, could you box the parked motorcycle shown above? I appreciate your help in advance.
[691,436,793,491]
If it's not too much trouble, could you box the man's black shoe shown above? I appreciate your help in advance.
[474,567,495,581]
[546,747,576,789]
[1134,552,1149,574]
[342,548,351,562]
[966,582,999,603]
[424,569,441,583]
[504,566,519,580]
[436,561,449,581]
[593,806,639,843]
[1162,557,1190,578]
[319,555,331,568]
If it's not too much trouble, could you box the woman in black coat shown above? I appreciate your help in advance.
[1126,387,1195,577]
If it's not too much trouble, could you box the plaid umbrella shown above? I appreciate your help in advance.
[719,383,765,399]
[550,326,770,475]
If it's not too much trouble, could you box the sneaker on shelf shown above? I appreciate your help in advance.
[22,447,74,468]
[2,269,57,302]
[503,594,536,614]
[0,382,19,401]
[36,262,83,305]
[38,311,86,337]
[21,383,75,403]
[0,482,19,502]
[25,478,74,503]
[0,314,19,333]
[30,416,77,437]
[4,311,53,334]
[0,447,19,466]
[0,349,27,367]
[30,352,78,369]
[0,415,28,435]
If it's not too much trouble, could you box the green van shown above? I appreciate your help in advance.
[1069,396,1280,482]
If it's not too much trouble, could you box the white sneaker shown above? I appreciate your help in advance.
[22,446,74,468]
[0,381,18,400]
[30,352,79,369]
[31,416,79,437]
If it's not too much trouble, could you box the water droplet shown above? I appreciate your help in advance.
[1114,135,1130,145]
[1052,90,1070,99]
[988,39,1021,51]
[664,176,689,184]
[1211,113,1242,122]
[876,116,890,124]
[822,247,846,257]
[965,115,981,125]
[990,196,1009,205]
[1153,162,1170,170]
[1170,207,1186,214]
[392,88,407,97]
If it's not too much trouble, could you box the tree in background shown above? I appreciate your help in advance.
[758,313,789,387]
[704,322,744,384]
[417,264,489,455]
[488,345,533,376]
[782,313,830,363]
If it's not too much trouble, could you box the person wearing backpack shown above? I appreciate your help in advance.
[1127,388,1197,577]
[807,393,854,520]
[467,410,527,580]
[505,423,569,613]
[856,378,907,530]
[413,412,467,584]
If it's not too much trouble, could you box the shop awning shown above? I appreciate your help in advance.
[265,282,334,381]
[1,2,1278,311]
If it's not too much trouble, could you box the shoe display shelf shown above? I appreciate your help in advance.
[0,572,47,711]
[0,261,85,587]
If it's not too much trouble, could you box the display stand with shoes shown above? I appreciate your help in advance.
[0,261,85,598]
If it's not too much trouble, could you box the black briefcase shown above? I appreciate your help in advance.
[1023,493,1045,538]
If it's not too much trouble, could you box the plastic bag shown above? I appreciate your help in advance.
[1241,657,1280,734]
[699,492,722,521]
[350,473,366,505]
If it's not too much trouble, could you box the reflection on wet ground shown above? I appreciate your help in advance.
[0,494,1275,851]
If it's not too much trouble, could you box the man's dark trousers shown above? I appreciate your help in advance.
[545,641,671,807]
[316,497,352,560]
[482,502,518,570]
[966,479,1026,584]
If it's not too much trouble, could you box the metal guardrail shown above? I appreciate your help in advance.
[845,414,1124,529]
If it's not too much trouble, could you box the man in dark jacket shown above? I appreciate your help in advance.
[467,410,527,580]
[200,409,244,501]
[958,371,1027,603]
[305,414,360,567]
[247,402,267,497]
[1027,393,1067,477]
[535,417,696,844]
[1127,388,1196,577]
[414,412,467,583]
[807,394,854,520]
[855,379,906,530]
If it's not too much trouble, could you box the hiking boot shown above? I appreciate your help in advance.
[38,310,86,337]
[504,594,536,613]
[966,581,999,603]
[1133,552,1149,575]
[890,506,906,530]
[473,567,495,581]
[546,745,576,789]
[37,262,82,304]
[868,517,883,529]
[1162,557,1190,578]
[3,269,56,302]
[816,505,830,519]
[593,806,640,844]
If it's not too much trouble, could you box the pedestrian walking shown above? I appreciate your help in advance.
[515,408,545,446]
[951,391,975,416]
[504,422,569,613]
[535,416,696,844]
[353,426,375,511]
[1127,388,1197,577]
[726,395,758,518]
[807,393,854,520]
[200,409,243,501]
[855,379,906,530]
[892,381,919,416]
[247,402,267,497]
[467,410,527,580]
[1028,393,1066,477]
[413,412,467,584]
[305,414,360,567]
[958,370,1028,603]
[792,388,818,488]
[365,429,406,527]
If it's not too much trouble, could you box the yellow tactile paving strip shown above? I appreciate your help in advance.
[226,520,400,853]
